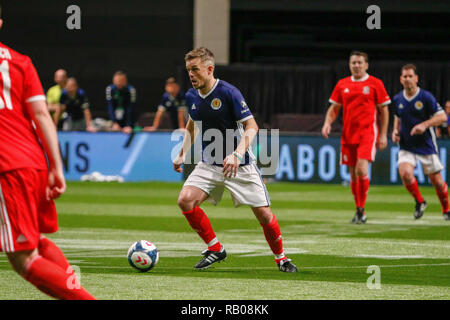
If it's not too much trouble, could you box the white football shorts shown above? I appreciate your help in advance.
[397,149,444,175]
[183,162,271,208]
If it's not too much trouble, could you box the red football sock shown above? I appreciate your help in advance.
[183,206,221,252]
[435,182,449,213]
[38,236,71,271]
[261,214,285,263]
[404,179,424,203]
[350,179,360,208]
[357,175,370,210]
[23,255,96,300]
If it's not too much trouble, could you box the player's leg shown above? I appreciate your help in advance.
[428,172,449,219]
[38,235,71,271]
[341,144,363,222]
[353,135,377,223]
[179,163,227,268]
[252,206,297,272]
[178,185,221,251]
[6,248,95,300]
[398,161,427,219]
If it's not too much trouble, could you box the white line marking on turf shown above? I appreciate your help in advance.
[78,262,450,270]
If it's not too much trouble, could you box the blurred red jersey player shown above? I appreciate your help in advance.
[321,51,390,224]
[0,8,95,299]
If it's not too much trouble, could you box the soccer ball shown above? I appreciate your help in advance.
[127,240,159,272]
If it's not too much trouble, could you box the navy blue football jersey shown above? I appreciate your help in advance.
[59,88,89,121]
[186,79,255,165]
[393,88,444,155]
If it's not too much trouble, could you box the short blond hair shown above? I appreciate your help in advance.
[185,47,215,67]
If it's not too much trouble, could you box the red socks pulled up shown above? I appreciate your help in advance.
[261,215,286,264]
[436,182,449,213]
[351,175,370,210]
[183,206,221,252]
[404,179,424,204]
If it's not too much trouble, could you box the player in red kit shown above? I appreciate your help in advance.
[321,51,390,223]
[0,11,96,300]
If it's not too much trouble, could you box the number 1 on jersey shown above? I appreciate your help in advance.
[0,60,13,110]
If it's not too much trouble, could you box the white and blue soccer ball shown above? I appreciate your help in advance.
[127,240,159,272]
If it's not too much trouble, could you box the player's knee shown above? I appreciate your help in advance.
[6,249,38,275]
[399,167,414,183]
[177,192,196,211]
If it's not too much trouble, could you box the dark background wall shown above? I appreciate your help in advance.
[0,0,194,119]
[1,0,449,130]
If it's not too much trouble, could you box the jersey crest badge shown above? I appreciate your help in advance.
[414,101,424,110]
[362,86,370,95]
[398,103,404,109]
[191,103,196,110]
[211,98,222,110]
[344,88,349,93]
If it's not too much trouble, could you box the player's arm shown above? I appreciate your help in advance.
[28,99,66,199]
[321,103,341,139]
[392,116,401,143]
[52,103,63,126]
[377,105,389,150]
[177,108,186,129]
[223,117,259,178]
[410,111,447,136]
[173,117,198,172]
[146,108,164,131]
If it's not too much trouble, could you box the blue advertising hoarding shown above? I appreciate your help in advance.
[59,132,448,185]
[58,132,183,182]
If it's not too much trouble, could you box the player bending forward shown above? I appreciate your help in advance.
[392,64,449,220]
[173,47,297,272]
[0,11,96,299]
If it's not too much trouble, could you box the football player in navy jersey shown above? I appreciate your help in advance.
[144,77,187,131]
[173,47,297,272]
[105,71,136,134]
[392,64,449,220]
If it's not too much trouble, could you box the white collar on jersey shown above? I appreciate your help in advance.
[351,73,369,82]
[198,78,220,99]
[403,87,421,102]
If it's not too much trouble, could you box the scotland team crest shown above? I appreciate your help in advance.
[211,98,222,110]
[414,101,424,110]
[398,103,404,109]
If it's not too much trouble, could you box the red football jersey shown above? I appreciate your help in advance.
[0,42,47,173]
[329,74,391,145]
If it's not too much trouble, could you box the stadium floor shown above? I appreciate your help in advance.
[1,181,449,300]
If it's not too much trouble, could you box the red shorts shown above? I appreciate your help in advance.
[340,136,377,167]
[0,168,58,253]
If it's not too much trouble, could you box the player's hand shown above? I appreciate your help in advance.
[143,126,157,132]
[392,130,400,143]
[223,152,241,178]
[86,125,98,133]
[321,123,331,139]
[410,123,427,136]
[377,134,388,150]
[111,122,122,131]
[122,126,133,134]
[46,168,66,201]
[173,154,185,173]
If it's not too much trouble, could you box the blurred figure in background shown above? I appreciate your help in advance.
[46,69,67,127]
[144,77,187,131]
[321,51,390,224]
[106,71,136,134]
[58,77,96,132]
[436,100,450,139]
